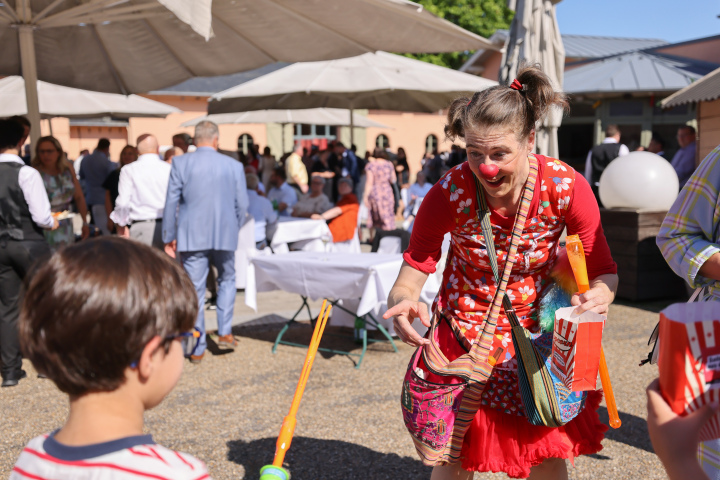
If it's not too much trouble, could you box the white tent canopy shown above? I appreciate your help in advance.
[181,109,390,129]
[207,51,498,143]
[500,0,565,158]
[0,76,179,119]
[209,51,498,115]
[1,0,495,148]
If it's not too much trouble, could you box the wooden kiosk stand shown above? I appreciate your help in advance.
[600,208,687,301]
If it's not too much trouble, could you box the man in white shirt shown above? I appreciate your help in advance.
[584,124,629,205]
[110,134,171,249]
[0,119,58,387]
[246,173,277,248]
[267,167,298,217]
[292,176,333,218]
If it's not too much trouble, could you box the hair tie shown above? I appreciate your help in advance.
[466,98,472,107]
[510,79,525,92]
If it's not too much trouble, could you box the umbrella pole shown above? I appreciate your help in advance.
[348,107,354,147]
[18,25,41,152]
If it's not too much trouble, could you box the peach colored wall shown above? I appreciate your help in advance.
[39,118,129,162]
[365,110,451,177]
[481,51,503,81]
[41,95,455,175]
[655,38,720,64]
[42,94,268,160]
[132,95,267,153]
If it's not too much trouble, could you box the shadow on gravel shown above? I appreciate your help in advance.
[233,323,398,364]
[228,436,432,480]
[597,406,653,453]
[613,298,681,314]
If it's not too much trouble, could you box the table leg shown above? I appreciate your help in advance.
[272,296,397,367]
[363,313,398,352]
[272,296,312,354]
[355,327,368,369]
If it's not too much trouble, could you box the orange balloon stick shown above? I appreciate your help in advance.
[273,300,333,467]
[565,235,621,429]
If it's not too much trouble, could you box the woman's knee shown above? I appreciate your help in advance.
[430,462,473,480]
[528,458,567,480]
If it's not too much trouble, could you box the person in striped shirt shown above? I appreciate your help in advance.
[657,145,720,301]
[655,144,720,480]
[11,237,210,480]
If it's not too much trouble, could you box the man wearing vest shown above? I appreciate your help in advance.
[0,118,57,387]
[584,124,629,206]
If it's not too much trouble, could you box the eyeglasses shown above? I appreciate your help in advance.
[130,328,201,367]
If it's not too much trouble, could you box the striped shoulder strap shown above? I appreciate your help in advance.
[420,156,538,382]
[468,155,539,361]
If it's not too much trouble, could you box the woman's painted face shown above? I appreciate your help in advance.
[464,125,534,200]
[37,141,59,167]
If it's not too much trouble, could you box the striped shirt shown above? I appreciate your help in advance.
[11,433,210,480]
[657,145,720,300]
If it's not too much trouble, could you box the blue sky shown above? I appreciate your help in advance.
[555,0,719,43]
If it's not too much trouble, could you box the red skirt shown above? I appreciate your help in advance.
[434,320,608,478]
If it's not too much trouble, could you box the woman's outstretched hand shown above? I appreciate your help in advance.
[383,299,431,347]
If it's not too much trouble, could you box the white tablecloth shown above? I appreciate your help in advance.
[245,252,440,335]
[270,217,332,253]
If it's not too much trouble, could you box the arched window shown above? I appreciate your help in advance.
[238,133,254,155]
[425,134,438,154]
[375,134,390,149]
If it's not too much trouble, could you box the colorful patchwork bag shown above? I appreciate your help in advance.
[400,157,537,466]
[474,169,587,427]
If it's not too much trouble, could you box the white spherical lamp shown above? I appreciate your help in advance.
[599,152,679,210]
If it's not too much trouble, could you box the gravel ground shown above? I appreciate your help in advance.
[0,291,668,480]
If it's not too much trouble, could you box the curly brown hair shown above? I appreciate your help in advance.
[445,63,569,143]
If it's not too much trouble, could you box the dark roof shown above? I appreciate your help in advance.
[648,34,720,51]
[564,51,719,95]
[148,63,290,96]
[459,32,669,73]
[562,34,668,59]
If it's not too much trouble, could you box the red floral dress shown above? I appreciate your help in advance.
[404,155,616,477]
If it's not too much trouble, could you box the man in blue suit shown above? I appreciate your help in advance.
[162,121,248,363]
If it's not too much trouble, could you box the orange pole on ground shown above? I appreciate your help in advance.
[273,300,333,467]
[565,235,621,429]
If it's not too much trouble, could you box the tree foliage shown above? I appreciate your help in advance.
[404,0,514,70]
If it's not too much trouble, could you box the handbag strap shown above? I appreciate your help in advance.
[421,155,538,380]
[471,155,538,348]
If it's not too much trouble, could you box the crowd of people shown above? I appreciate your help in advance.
[585,123,698,206]
[0,74,714,479]
[2,115,449,383]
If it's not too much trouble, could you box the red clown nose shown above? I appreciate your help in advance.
[479,164,499,178]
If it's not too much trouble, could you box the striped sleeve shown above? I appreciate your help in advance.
[11,436,210,480]
[657,146,720,288]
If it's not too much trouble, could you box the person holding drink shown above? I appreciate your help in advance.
[384,64,618,479]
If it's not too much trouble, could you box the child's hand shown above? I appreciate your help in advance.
[646,378,714,480]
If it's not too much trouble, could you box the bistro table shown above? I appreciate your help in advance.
[269,217,332,253]
[245,251,440,367]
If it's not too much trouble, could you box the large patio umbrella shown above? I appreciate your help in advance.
[499,0,565,158]
[181,109,390,129]
[207,51,498,143]
[1,0,495,149]
[0,76,179,121]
